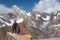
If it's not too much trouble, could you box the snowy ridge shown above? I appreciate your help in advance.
[0,5,27,27]
[42,16,51,21]
[16,18,24,23]
[4,18,24,26]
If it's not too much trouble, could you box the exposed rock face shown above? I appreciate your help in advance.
[0,26,12,40]
[46,16,60,38]
[7,32,32,40]
[0,28,7,40]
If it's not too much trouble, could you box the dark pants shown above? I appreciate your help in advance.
[12,27,17,33]
[17,27,20,34]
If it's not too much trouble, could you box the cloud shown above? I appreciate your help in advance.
[33,0,60,13]
[0,4,15,14]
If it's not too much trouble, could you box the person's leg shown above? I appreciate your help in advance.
[12,28,14,33]
[15,28,17,33]
[18,27,20,34]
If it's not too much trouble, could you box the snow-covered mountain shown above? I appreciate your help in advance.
[0,5,60,39]
[0,5,26,27]
[0,5,33,27]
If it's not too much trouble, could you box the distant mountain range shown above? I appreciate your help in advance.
[0,5,60,40]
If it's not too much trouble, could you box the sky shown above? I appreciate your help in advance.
[0,0,60,13]
[33,0,60,13]
[0,0,40,12]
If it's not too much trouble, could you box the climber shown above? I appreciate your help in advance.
[12,20,18,33]
[17,24,20,34]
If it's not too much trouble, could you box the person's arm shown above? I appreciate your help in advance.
[12,23,15,28]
